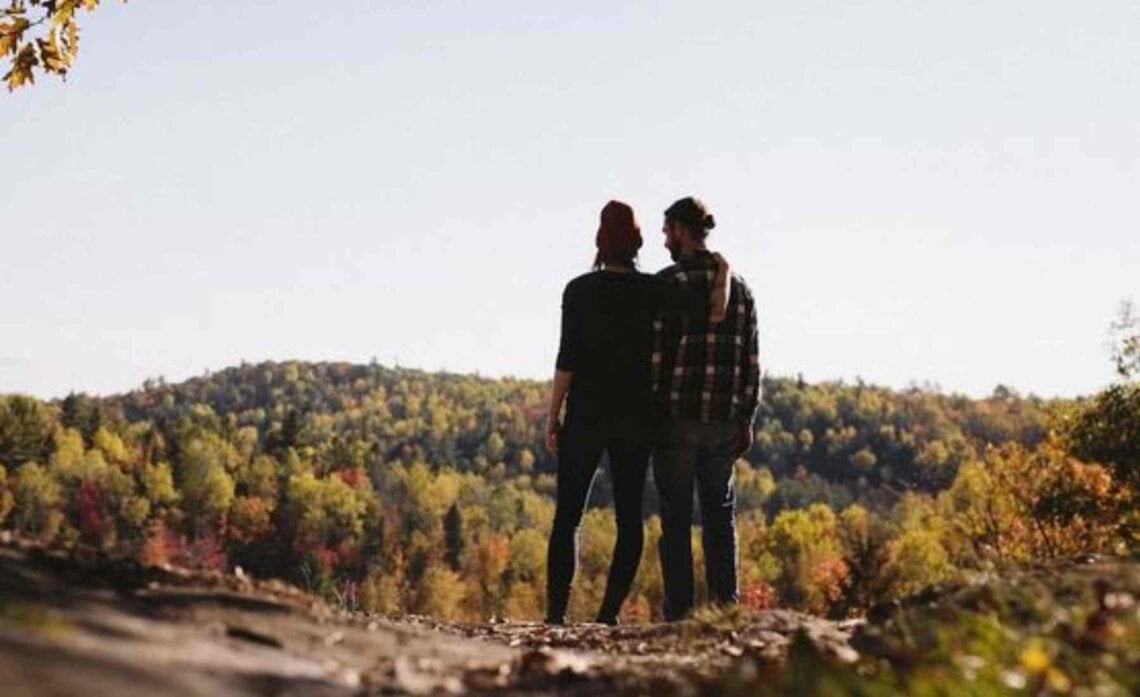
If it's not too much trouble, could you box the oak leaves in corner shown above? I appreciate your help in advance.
[2,0,120,92]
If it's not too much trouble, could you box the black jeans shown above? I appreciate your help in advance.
[545,415,652,624]
[653,418,739,621]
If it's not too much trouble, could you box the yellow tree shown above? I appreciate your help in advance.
[939,441,1127,564]
[1,0,121,91]
[629,515,665,621]
[177,432,237,538]
[505,527,548,619]
[768,503,849,615]
[416,565,466,619]
[836,504,890,611]
[0,464,12,524]
[462,531,510,619]
[735,510,779,611]
[881,494,953,598]
[11,461,62,536]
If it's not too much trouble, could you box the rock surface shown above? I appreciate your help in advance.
[0,539,857,696]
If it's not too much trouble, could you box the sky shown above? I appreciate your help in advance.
[2,0,1138,400]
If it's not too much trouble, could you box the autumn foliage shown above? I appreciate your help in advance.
[1,0,118,91]
[0,361,1134,622]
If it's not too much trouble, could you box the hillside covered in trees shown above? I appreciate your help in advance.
[2,360,1135,626]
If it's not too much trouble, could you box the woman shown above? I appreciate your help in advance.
[544,200,727,625]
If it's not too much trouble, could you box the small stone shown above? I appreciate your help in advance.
[338,668,361,688]
[1105,592,1135,611]
[515,648,591,680]
[225,625,283,648]
[1001,669,1027,690]
[829,644,860,664]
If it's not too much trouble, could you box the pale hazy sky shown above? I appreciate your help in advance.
[2,1,1138,399]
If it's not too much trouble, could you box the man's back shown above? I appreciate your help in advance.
[652,250,760,424]
[650,196,759,620]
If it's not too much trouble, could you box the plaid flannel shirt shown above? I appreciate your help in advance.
[651,251,760,423]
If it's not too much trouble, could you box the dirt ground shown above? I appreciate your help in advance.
[0,539,858,696]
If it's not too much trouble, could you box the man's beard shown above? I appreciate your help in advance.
[666,238,682,261]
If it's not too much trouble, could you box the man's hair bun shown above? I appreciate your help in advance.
[664,196,716,235]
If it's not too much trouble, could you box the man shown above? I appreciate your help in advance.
[651,196,760,621]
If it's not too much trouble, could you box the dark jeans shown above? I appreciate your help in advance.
[545,416,652,624]
[653,418,739,621]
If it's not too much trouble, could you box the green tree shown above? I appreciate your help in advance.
[0,395,50,470]
[236,454,278,502]
[443,502,464,571]
[1065,384,1140,494]
[836,504,890,610]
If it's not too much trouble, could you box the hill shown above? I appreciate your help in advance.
[0,361,1131,623]
[83,361,1056,504]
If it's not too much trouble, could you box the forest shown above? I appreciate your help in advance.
[2,345,1136,624]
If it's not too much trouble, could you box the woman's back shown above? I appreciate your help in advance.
[556,270,661,422]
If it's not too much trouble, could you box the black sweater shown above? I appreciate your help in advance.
[555,270,710,424]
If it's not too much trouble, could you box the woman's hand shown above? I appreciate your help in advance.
[546,370,572,455]
[710,253,731,323]
[545,414,561,454]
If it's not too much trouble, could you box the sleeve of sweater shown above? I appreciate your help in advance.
[555,283,579,372]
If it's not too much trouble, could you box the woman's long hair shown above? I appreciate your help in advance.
[593,249,638,271]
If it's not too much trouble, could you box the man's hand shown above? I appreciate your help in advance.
[545,415,561,455]
[735,418,754,457]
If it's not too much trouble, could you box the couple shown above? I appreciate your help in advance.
[544,196,760,624]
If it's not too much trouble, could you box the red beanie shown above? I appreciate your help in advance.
[596,200,642,260]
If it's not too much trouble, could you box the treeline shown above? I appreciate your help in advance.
[94,362,1054,504]
[0,361,1135,620]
